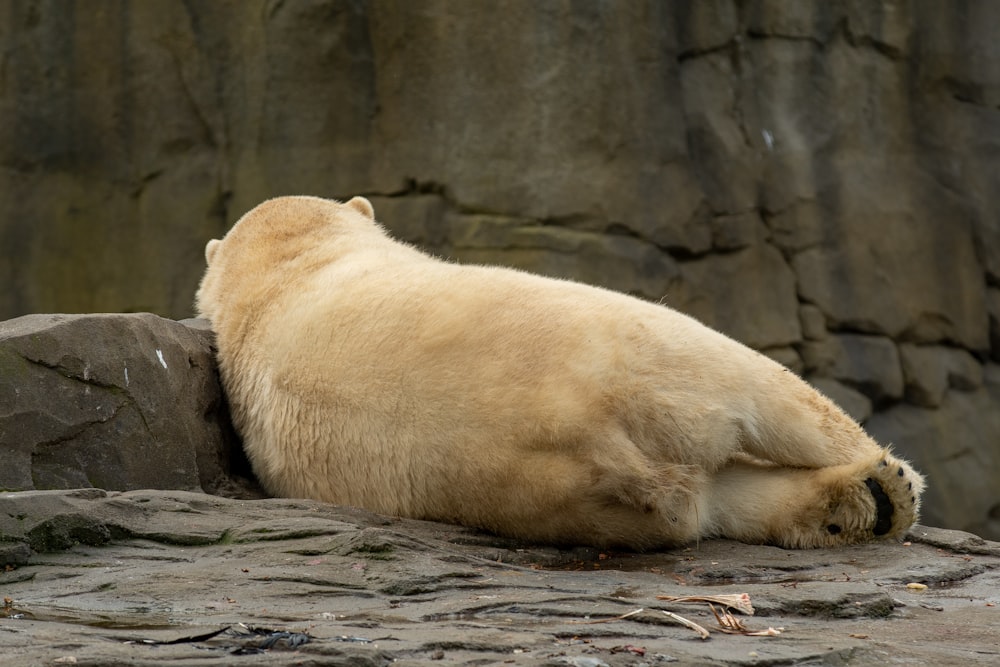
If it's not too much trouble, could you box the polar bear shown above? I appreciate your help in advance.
[196,196,925,549]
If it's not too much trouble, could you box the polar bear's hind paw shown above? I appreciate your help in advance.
[835,452,923,544]
[795,451,924,548]
[864,476,894,536]
[824,476,894,537]
[869,453,923,539]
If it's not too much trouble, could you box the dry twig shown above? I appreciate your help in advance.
[656,593,755,615]
[567,607,711,641]
[566,608,645,625]
[710,604,783,636]
[661,610,711,640]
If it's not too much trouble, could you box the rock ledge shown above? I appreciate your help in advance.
[2,489,998,666]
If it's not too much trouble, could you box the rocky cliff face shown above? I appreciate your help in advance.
[1,2,998,537]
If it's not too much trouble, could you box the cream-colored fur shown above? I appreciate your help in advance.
[196,196,925,549]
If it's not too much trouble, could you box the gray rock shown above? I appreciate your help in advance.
[987,288,1000,362]
[866,371,1000,540]
[746,0,844,40]
[366,3,707,246]
[0,313,261,498]
[898,345,948,408]
[680,51,759,216]
[764,200,827,253]
[676,0,739,55]
[790,207,987,350]
[762,346,803,374]
[442,213,682,302]
[708,211,769,251]
[368,193,452,252]
[799,334,904,405]
[1,3,995,348]
[798,304,828,341]
[0,489,998,666]
[899,344,984,408]
[808,377,874,424]
[672,243,801,349]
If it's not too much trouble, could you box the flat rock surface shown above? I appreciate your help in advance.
[1,490,998,666]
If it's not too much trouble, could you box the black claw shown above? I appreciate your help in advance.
[908,481,912,489]
[879,460,888,467]
[827,524,843,535]
[865,477,895,536]
[911,496,916,504]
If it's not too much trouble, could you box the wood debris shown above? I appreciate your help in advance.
[656,592,755,615]
[710,604,783,636]
[567,607,711,641]
[565,592,781,642]
[566,608,645,625]
[661,609,711,640]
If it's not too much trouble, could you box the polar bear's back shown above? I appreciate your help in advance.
[248,247,776,504]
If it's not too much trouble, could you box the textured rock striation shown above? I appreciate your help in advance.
[0,1,998,537]
[0,313,261,498]
[1,489,999,666]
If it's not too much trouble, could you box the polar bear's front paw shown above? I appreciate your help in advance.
[818,452,924,546]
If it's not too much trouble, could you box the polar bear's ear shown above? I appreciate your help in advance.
[346,196,375,220]
[205,239,221,265]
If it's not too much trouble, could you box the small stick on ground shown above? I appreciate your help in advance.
[656,593,755,615]
[661,610,711,640]
[710,604,783,636]
[566,608,645,625]
[567,608,711,641]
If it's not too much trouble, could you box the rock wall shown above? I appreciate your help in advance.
[1,1,998,537]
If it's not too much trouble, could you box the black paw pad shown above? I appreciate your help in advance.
[865,477,895,536]
[827,524,842,535]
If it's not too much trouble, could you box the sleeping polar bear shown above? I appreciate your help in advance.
[196,196,925,550]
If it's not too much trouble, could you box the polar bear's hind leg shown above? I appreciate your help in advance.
[700,447,924,548]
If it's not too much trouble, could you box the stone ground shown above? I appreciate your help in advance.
[1,490,998,666]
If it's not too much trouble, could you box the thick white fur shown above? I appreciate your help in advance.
[196,196,925,549]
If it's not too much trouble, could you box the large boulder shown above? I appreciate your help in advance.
[0,313,261,497]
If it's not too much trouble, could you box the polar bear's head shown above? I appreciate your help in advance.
[195,195,378,330]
